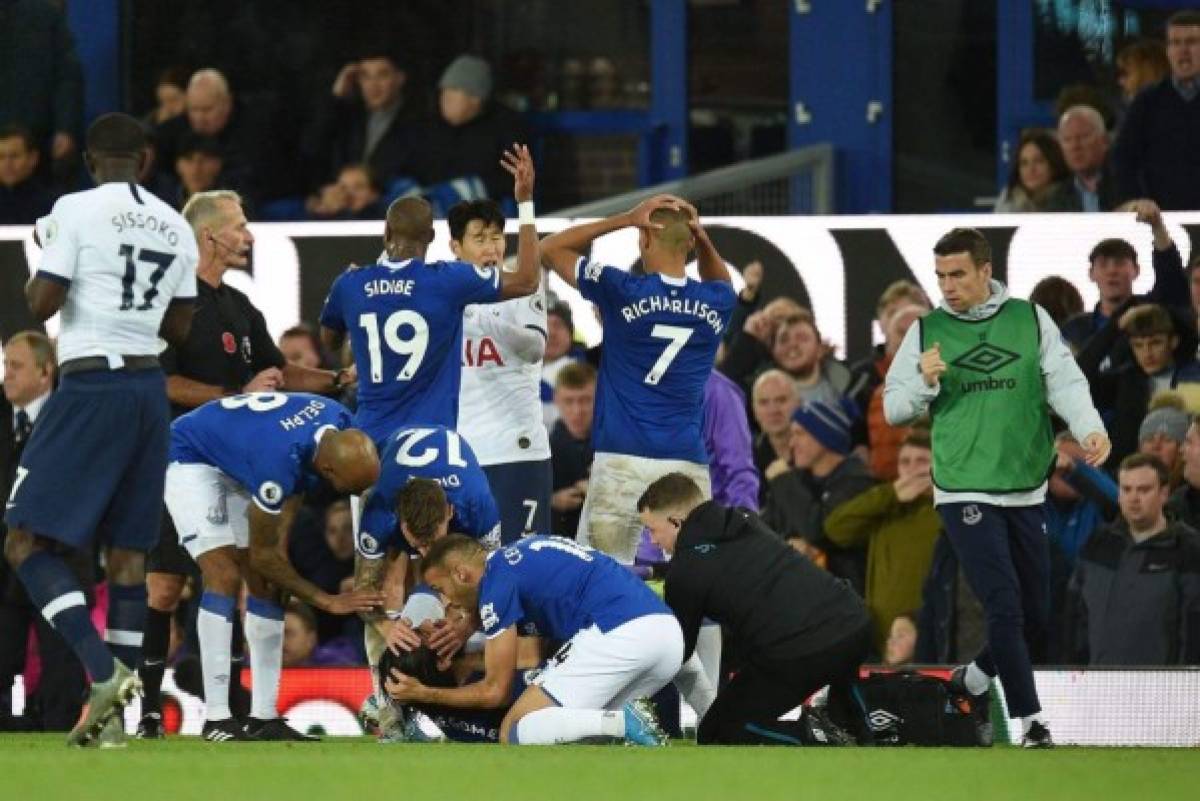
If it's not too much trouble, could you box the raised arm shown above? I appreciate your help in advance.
[539,195,683,288]
[498,144,541,300]
[681,201,731,283]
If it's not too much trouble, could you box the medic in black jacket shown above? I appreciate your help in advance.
[637,472,872,745]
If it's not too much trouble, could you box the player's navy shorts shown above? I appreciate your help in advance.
[4,367,169,552]
[483,459,552,545]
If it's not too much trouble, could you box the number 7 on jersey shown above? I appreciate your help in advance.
[644,324,693,385]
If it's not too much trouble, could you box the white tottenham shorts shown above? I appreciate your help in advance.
[534,613,684,711]
[576,452,711,564]
[163,462,251,560]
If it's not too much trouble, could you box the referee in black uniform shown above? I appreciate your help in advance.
[136,189,351,738]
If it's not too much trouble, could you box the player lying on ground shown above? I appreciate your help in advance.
[166,391,384,741]
[384,534,683,745]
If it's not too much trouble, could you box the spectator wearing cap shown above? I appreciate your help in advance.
[302,51,420,202]
[1061,201,1190,366]
[762,397,876,594]
[169,133,224,211]
[1063,454,1200,666]
[1138,397,1191,489]
[824,427,941,656]
[414,55,532,207]
[1079,303,1200,468]
[1113,11,1200,211]
[0,124,53,225]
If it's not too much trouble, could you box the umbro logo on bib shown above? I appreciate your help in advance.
[951,343,1019,375]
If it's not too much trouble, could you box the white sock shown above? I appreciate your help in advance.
[964,662,991,696]
[694,623,722,690]
[197,605,233,721]
[245,605,285,720]
[1021,714,1046,733]
[674,652,716,720]
[513,708,624,745]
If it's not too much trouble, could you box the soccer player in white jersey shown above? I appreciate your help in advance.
[3,113,198,747]
[451,199,552,543]
[539,197,736,563]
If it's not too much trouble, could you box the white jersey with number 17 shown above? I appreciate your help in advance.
[34,182,198,363]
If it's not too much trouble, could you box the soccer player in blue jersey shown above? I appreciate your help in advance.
[539,198,736,564]
[318,145,541,446]
[386,534,680,745]
[166,391,383,741]
[4,113,197,747]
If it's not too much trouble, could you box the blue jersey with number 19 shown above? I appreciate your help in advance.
[169,392,353,513]
[575,257,735,462]
[319,257,502,444]
[478,535,669,642]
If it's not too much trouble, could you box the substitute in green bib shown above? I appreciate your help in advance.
[882,227,1110,749]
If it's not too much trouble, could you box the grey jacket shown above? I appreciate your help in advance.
[1064,521,1200,666]
[883,280,1105,507]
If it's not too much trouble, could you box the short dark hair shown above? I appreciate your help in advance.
[555,360,596,391]
[86,112,146,156]
[1123,304,1174,338]
[280,323,323,354]
[420,533,484,578]
[900,425,931,451]
[636,472,705,514]
[0,124,37,153]
[378,644,454,692]
[397,478,449,547]
[156,65,191,91]
[1088,238,1137,266]
[338,162,383,194]
[1119,452,1169,487]
[448,200,505,242]
[1029,276,1085,327]
[933,228,991,266]
[1168,10,1200,30]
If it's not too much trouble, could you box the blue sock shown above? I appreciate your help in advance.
[17,551,114,682]
[106,582,147,670]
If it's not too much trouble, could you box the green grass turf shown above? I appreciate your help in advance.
[1,735,1197,801]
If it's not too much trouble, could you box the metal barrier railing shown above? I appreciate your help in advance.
[551,143,836,217]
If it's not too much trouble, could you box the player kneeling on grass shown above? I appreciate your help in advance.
[638,472,873,746]
[166,391,384,741]
[384,534,679,745]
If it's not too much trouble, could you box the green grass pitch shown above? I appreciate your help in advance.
[2,735,1197,801]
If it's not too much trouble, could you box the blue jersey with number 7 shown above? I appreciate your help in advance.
[574,257,735,462]
[319,257,501,445]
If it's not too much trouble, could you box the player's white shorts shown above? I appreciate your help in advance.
[577,452,711,564]
[534,613,684,711]
[163,462,251,560]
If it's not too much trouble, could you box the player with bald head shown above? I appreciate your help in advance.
[540,197,736,564]
[165,392,383,741]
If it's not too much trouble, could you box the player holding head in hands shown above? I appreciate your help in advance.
[165,392,383,741]
[4,112,197,747]
[883,227,1110,748]
[318,145,540,447]
[539,196,736,564]
[386,534,681,746]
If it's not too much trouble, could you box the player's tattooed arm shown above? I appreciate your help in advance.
[249,500,384,615]
[354,552,390,626]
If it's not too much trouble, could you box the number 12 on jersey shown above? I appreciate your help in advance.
[645,324,693,385]
[359,310,429,383]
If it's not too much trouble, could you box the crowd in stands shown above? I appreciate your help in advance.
[3,2,1200,732]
